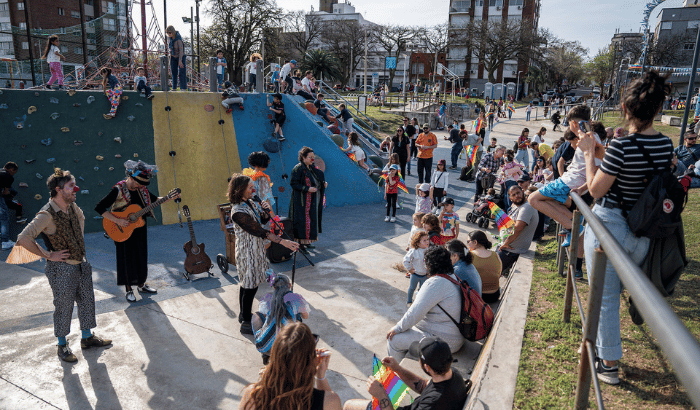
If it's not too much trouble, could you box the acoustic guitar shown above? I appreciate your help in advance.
[103,188,181,242]
[182,205,212,277]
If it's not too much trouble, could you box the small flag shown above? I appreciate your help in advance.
[472,118,483,134]
[508,105,515,113]
[462,145,478,168]
[372,355,411,410]
[488,201,514,231]
[347,152,357,162]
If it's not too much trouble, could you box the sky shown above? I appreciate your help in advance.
[149,0,688,59]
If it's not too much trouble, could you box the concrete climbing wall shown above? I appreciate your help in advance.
[151,92,241,224]
[0,89,159,236]
[229,93,382,214]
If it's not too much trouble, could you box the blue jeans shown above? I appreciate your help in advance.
[675,161,700,188]
[515,148,529,170]
[450,142,461,168]
[584,205,650,362]
[136,80,151,97]
[216,73,224,87]
[170,56,187,90]
[503,180,518,209]
[407,274,427,303]
[0,196,9,242]
[248,73,257,92]
[526,111,531,121]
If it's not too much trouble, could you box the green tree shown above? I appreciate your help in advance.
[300,49,342,83]
[585,46,614,89]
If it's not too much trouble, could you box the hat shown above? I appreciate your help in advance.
[419,183,430,191]
[290,59,297,65]
[389,164,400,171]
[440,197,455,206]
[408,337,453,371]
[125,160,157,186]
[422,123,430,129]
[517,174,531,183]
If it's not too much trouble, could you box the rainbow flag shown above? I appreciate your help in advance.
[379,172,409,193]
[372,355,411,410]
[508,105,515,113]
[347,152,357,162]
[628,64,642,70]
[487,111,495,119]
[462,145,478,167]
[488,201,514,231]
[472,118,483,134]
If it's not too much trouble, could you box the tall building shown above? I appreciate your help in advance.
[319,0,338,13]
[447,0,540,96]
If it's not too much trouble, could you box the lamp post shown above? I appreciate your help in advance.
[516,70,522,101]
[616,57,630,105]
[195,0,201,75]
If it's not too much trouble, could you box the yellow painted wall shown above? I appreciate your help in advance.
[152,92,241,224]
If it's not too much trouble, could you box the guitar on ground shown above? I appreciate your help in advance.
[182,205,213,280]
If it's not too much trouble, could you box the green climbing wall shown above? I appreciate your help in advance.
[0,89,159,236]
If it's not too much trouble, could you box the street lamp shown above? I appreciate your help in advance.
[516,70,522,101]
[616,57,630,105]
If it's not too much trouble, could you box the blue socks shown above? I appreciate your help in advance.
[57,336,67,346]
[58,330,93,345]
[81,329,93,339]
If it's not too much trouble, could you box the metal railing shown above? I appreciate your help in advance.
[318,80,381,136]
[557,192,700,409]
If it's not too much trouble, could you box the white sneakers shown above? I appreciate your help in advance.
[384,216,390,222]
[390,217,396,223]
[1,240,15,250]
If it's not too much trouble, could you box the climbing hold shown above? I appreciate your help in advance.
[103,113,113,120]
[109,167,115,171]
[73,140,83,146]
[79,117,85,121]
[113,137,122,143]
[96,156,104,161]
[133,153,138,158]
[61,127,70,132]
[115,154,122,158]
[34,92,39,97]
[135,103,143,107]
[0,104,8,109]
[50,112,60,120]
[46,158,56,163]
[87,96,95,104]
[169,151,176,157]
[14,115,26,129]
[36,173,43,179]
[218,119,225,125]
[40,138,52,146]
[34,194,42,200]
[28,106,37,114]
[67,89,76,96]
[93,216,103,220]
[73,103,81,107]
[80,190,89,195]
[98,181,104,186]
[20,145,26,149]
[98,131,104,136]
[204,104,214,112]
[19,182,28,188]
[127,115,135,121]
[78,176,84,181]
[165,106,171,111]
[278,186,285,192]
[94,167,99,171]
[74,159,80,163]
[25,159,35,164]
[49,97,58,104]
[122,95,129,100]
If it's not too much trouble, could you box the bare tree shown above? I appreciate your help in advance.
[321,20,374,86]
[543,40,588,87]
[419,23,452,81]
[281,10,324,58]
[647,32,696,67]
[372,24,417,87]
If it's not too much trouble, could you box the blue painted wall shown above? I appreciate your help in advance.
[230,93,382,214]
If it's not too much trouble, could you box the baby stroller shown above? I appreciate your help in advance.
[466,174,504,229]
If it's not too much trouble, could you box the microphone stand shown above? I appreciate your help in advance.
[253,197,314,291]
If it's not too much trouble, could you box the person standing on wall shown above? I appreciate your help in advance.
[165,26,187,91]
[247,53,261,92]
[415,124,438,184]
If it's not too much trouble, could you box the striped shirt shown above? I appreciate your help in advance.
[599,133,674,213]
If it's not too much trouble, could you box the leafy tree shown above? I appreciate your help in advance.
[525,65,548,94]
[372,24,417,86]
[585,46,614,89]
[300,49,342,83]
[544,40,587,86]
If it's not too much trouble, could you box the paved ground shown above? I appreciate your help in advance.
[0,106,541,409]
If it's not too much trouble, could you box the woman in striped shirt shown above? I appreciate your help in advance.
[578,71,674,386]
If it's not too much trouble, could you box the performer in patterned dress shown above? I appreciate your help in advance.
[227,174,299,335]
[289,147,327,254]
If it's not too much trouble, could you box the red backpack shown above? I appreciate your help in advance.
[436,274,494,342]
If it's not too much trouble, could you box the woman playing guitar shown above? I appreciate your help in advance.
[95,160,180,302]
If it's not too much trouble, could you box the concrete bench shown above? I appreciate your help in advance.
[661,115,682,126]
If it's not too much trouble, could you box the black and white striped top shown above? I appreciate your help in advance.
[600,133,674,213]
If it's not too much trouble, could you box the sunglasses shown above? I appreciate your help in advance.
[687,137,697,141]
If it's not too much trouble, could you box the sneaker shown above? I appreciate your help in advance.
[16,217,27,224]
[448,166,457,169]
[384,216,390,222]
[147,94,155,100]
[226,108,233,114]
[138,284,157,294]
[596,358,620,385]
[561,230,572,248]
[81,334,112,349]
[125,290,136,302]
[221,102,229,109]
[390,217,396,223]
[278,135,286,142]
[1,240,15,250]
[574,269,584,280]
[57,345,77,362]
[240,321,254,335]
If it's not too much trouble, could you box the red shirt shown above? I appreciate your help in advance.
[385,175,398,194]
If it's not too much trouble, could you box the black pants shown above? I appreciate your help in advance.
[410,139,418,158]
[417,157,433,184]
[297,90,314,100]
[284,76,293,94]
[386,193,397,217]
[497,249,520,275]
[136,80,152,97]
[239,286,259,323]
[398,156,407,178]
[475,177,485,200]
[4,196,22,217]
[534,210,546,239]
[318,107,331,123]
[432,188,445,208]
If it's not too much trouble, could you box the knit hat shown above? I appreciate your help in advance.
[125,160,157,186]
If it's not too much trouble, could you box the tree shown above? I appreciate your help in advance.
[281,10,324,58]
[201,0,281,83]
[320,20,372,87]
[418,23,452,83]
[525,65,548,94]
[647,32,696,67]
[585,46,614,89]
[372,24,416,87]
[300,49,342,83]
[544,40,587,87]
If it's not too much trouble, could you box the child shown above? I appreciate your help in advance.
[42,35,65,90]
[380,136,392,153]
[221,81,244,113]
[314,93,331,123]
[406,212,426,251]
[384,164,400,223]
[101,68,122,119]
[267,93,286,141]
[383,153,401,173]
[421,213,443,246]
[335,104,354,135]
[414,183,432,214]
[215,49,227,90]
[270,65,280,93]
[438,197,460,243]
[498,150,524,209]
[243,151,275,214]
[429,159,449,210]
[486,137,498,153]
[342,132,370,173]
[133,67,154,100]
[403,231,430,304]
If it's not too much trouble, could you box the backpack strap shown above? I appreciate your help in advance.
[436,273,467,329]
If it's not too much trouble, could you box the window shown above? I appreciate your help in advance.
[489,0,503,6]
[58,7,64,15]
[85,0,93,5]
[661,21,672,30]
[19,22,26,29]
[74,46,83,54]
[22,41,28,49]
[0,3,8,11]
[688,21,700,29]
[104,18,115,30]
[71,10,80,18]
[685,43,695,50]
[476,0,484,5]
[17,2,24,11]
[61,45,68,53]
[101,1,115,13]
[509,0,523,4]
[452,0,470,12]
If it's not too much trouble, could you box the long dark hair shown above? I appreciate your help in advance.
[227,174,251,204]
[446,239,474,264]
[268,273,293,330]
[42,35,59,59]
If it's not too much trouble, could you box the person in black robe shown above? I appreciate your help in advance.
[289,147,327,255]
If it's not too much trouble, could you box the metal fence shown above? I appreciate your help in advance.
[556,192,700,409]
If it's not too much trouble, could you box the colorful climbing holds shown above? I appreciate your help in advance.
[36,173,43,179]
[61,127,70,132]
[122,95,129,100]
[46,158,56,163]
[94,167,99,171]
[50,112,60,120]
[114,154,122,158]
[40,138,52,146]
[49,97,58,104]
[80,190,89,195]
[28,106,37,114]
[113,137,121,143]
[73,140,83,146]
[127,115,135,121]
[109,167,115,171]
[96,156,104,161]
[78,176,84,181]
[25,159,35,164]
[133,153,138,158]
[135,103,143,107]
[34,92,39,97]
[73,103,81,107]
[34,194,42,200]
[204,104,215,112]
[0,104,8,109]
[19,182,28,188]
[87,96,95,104]
[67,89,76,96]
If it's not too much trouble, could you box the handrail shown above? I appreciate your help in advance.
[562,192,700,409]
[318,80,380,135]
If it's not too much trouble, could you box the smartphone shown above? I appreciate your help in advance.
[578,120,589,133]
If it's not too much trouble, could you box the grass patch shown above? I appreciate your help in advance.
[514,189,700,409]
[600,111,683,143]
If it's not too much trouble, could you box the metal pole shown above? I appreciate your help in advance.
[364,30,367,95]
[163,0,167,33]
[680,23,700,146]
[563,210,581,323]
[196,0,201,75]
[350,45,353,88]
[77,0,88,66]
[141,0,147,70]
[22,0,36,86]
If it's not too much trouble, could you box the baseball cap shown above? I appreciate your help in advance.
[408,336,453,371]
[422,123,430,129]
[389,164,400,171]
[290,60,297,65]
[440,197,455,206]
[517,174,531,183]
[419,183,430,191]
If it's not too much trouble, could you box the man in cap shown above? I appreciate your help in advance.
[95,160,180,302]
[14,168,112,362]
[415,124,438,184]
[343,336,468,410]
